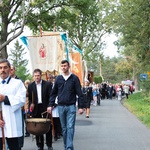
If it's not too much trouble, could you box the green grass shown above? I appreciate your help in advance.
[123,92,150,128]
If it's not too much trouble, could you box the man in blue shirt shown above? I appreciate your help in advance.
[47,60,84,150]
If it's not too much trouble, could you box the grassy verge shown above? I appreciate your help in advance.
[123,92,150,128]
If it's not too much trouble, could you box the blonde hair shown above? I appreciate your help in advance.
[24,79,31,88]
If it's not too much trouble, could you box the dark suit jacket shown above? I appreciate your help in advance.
[27,80,52,117]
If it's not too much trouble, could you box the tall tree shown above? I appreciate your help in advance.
[0,0,72,58]
[0,0,30,58]
[8,40,31,81]
[55,1,113,75]
[102,56,123,83]
[26,0,111,62]
[0,0,115,78]
[105,0,150,88]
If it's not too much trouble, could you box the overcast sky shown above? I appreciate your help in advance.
[102,34,118,58]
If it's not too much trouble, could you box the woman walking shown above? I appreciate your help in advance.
[82,80,93,118]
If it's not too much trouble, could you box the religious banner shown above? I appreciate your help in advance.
[69,52,83,84]
[28,33,64,72]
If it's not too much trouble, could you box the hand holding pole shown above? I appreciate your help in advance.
[0,103,6,150]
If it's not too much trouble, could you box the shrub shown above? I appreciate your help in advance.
[93,76,102,84]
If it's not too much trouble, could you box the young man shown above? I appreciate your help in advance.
[47,60,84,150]
[27,69,53,150]
[0,58,26,150]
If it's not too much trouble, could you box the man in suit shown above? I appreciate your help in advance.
[27,69,53,150]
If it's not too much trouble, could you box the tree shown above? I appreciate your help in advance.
[94,76,103,84]
[0,0,73,58]
[105,0,150,88]
[0,0,116,81]
[0,0,30,58]
[26,1,111,63]
[102,56,123,83]
[8,40,31,81]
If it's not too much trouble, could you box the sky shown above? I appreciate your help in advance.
[102,34,118,58]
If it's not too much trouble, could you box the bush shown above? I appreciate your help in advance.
[139,79,150,97]
[93,76,102,84]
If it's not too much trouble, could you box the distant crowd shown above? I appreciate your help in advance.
[82,81,135,105]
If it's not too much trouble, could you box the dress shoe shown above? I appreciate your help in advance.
[48,146,53,150]
[37,147,43,150]
[86,116,89,118]
[24,133,30,137]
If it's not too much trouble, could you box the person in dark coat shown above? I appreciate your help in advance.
[47,60,84,150]
[27,69,53,150]
[82,80,93,118]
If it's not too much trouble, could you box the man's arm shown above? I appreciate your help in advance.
[48,84,58,107]
[74,75,84,109]
[47,79,58,114]
[27,83,35,112]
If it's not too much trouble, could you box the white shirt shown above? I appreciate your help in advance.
[35,80,42,104]
[62,73,72,81]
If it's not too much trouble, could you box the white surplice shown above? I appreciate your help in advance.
[0,77,26,138]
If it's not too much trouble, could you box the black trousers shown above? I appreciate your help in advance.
[36,124,52,148]
[35,104,52,148]
[125,93,129,99]
[18,110,24,148]
[53,117,62,138]
[0,137,21,150]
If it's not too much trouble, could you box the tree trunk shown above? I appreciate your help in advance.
[0,6,9,59]
[0,41,8,59]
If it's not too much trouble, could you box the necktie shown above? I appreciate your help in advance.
[1,80,6,84]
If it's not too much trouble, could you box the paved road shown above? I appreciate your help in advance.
[23,99,150,150]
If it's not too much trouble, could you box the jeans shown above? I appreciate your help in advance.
[58,105,76,150]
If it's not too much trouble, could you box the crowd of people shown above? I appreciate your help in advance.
[80,80,134,119]
[0,59,84,150]
[0,58,134,150]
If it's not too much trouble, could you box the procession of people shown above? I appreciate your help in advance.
[0,58,134,150]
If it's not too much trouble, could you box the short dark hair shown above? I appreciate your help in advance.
[33,68,42,75]
[0,58,11,68]
[11,65,16,70]
[61,60,70,66]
